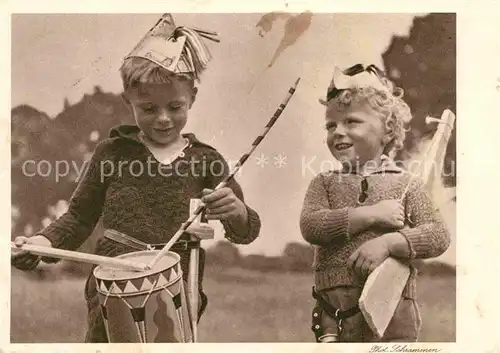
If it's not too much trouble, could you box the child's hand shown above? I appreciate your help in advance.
[11,235,52,271]
[183,223,215,240]
[368,199,405,229]
[201,188,248,222]
[347,236,390,277]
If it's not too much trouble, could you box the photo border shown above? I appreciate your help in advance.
[2,1,499,352]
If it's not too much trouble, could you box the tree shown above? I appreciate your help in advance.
[240,254,282,272]
[282,242,314,272]
[382,13,456,186]
[63,97,71,110]
[205,241,242,267]
[11,89,131,252]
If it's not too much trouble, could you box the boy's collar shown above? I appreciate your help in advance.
[108,124,217,151]
[362,158,404,175]
[333,156,404,176]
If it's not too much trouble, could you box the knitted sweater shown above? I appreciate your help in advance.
[299,161,451,299]
[38,125,261,297]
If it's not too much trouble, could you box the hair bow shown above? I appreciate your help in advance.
[124,13,220,81]
[320,64,391,105]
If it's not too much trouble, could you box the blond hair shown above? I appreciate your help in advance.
[120,57,195,92]
[327,81,412,156]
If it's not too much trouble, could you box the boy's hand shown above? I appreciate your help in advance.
[368,200,405,229]
[201,188,248,223]
[347,236,390,277]
[11,235,52,271]
[183,223,215,240]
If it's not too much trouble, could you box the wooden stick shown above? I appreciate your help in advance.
[188,198,202,342]
[399,109,456,202]
[188,248,200,341]
[11,242,148,272]
[146,78,301,270]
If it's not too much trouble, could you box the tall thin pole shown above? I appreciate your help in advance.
[147,77,301,270]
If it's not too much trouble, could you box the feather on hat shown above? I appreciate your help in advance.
[123,13,220,81]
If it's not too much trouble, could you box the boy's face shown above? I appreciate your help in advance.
[124,78,196,146]
[325,99,390,167]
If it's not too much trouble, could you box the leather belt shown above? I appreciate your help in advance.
[104,229,200,252]
[312,286,361,320]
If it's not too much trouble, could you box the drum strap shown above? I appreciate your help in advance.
[104,229,147,250]
[104,229,201,252]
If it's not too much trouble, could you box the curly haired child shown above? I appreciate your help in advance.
[300,64,451,342]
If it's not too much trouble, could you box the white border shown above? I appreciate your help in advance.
[2,1,500,352]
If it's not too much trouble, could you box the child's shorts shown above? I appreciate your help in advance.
[84,278,207,343]
[311,286,422,342]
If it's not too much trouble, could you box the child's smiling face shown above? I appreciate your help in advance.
[123,78,197,146]
[325,98,390,167]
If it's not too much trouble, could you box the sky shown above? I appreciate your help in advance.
[9,13,458,263]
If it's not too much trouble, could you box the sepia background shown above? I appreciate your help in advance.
[10,13,456,342]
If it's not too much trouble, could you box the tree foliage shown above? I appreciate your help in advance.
[382,13,456,186]
[11,87,131,251]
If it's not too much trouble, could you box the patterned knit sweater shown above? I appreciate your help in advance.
[299,161,451,299]
[38,125,261,298]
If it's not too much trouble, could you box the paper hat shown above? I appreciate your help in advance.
[319,64,391,105]
[124,13,220,81]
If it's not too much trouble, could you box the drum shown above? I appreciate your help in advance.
[93,250,193,343]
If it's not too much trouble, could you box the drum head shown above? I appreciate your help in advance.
[94,250,180,281]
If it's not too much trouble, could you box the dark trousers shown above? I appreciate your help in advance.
[313,286,422,342]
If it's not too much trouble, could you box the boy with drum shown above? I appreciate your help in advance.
[12,14,261,342]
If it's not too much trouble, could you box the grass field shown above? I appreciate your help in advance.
[10,264,455,343]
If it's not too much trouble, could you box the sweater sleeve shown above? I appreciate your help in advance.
[299,173,349,246]
[204,150,261,244]
[398,177,451,260]
[36,140,114,253]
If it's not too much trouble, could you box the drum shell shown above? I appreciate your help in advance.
[93,250,193,343]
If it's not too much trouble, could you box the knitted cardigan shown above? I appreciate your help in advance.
[38,125,261,298]
[299,161,451,299]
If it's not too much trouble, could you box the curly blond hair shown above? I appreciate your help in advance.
[326,79,412,157]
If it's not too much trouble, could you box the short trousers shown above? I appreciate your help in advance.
[311,286,422,342]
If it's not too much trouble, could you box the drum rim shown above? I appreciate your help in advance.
[95,270,183,297]
[93,250,181,281]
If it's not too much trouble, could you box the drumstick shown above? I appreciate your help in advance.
[11,242,148,272]
[147,77,301,270]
